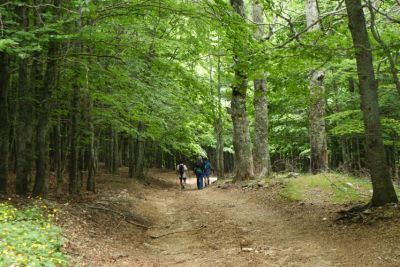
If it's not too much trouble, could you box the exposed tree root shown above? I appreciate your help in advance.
[149,225,206,239]
[85,204,151,229]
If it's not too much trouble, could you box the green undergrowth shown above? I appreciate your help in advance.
[278,173,373,204]
[0,202,69,266]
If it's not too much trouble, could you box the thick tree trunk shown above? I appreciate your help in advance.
[33,0,60,196]
[345,0,398,206]
[305,0,328,174]
[309,70,328,173]
[253,77,272,177]
[230,0,254,181]
[231,75,254,180]
[0,52,10,194]
[15,6,34,196]
[32,63,49,197]
[69,2,83,195]
[252,0,272,178]
[33,43,58,196]
[16,59,34,196]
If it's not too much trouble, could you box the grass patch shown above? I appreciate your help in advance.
[0,202,69,266]
[280,173,372,204]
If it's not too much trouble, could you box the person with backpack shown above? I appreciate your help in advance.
[176,161,188,189]
[193,156,205,190]
[203,158,212,187]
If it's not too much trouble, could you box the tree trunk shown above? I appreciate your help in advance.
[33,0,60,197]
[230,0,254,181]
[128,136,135,178]
[10,76,18,174]
[104,129,111,172]
[309,70,328,173]
[15,6,34,196]
[32,58,49,197]
[55,117,64,195]
[87,98,96,192]
[252,0,272,178]
[0,52,10,194]
[305,0,328,174]
[33,46,58,196]
[253,77,272,177]
[69,82,80,195]
[78,149,85,188]
[210,42,225,180]
[113,130,119,174]
[345,0,398,206]
[394,146,399,183]
[135,122,146,179]
[106,127,114,173]
[16,60,34,196]
[216,51,225,179]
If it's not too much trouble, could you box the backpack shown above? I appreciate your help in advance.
[179,164,185,175]
[194,160,204,174]
[204,161,211,170]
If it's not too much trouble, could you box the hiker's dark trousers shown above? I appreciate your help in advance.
[196,173,204,190]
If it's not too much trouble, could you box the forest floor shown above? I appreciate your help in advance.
[56,169,400,266]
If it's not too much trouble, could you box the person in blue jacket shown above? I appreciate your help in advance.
[193,156,205,190]
[203,158,212,187]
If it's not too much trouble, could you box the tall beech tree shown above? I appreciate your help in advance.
[305,0,328,174]
[230,0,254,181]
[252,0,272,178]
[215,52,225,179]
[32,0,61,197]
[213,47,225,179]
[345,0,398,206]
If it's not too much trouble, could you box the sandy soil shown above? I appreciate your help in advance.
[57,169,400,266]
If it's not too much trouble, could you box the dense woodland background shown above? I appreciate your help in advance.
[1,0,400,206]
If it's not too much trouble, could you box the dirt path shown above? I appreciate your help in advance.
[59,170,400,266]
[142,181,333,266]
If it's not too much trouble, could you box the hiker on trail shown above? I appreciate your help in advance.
[176,162,188,189]
[203,158,212,187]
[194,157,205,190]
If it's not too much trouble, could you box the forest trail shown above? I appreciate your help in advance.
[138,174,333,267]
[59,170,400,267]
